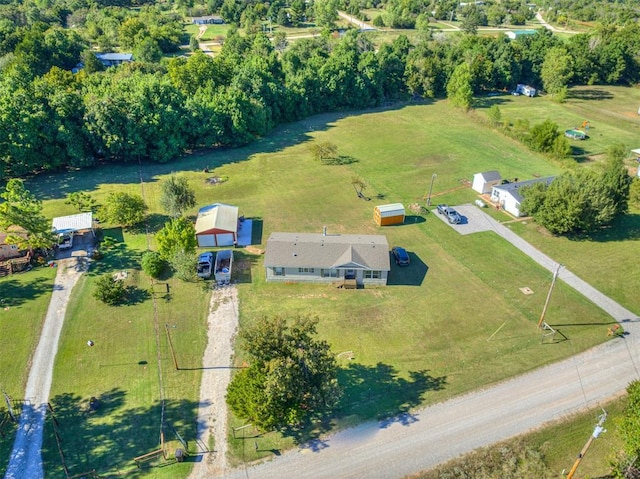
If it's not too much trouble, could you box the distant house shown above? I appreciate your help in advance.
[195,203,239,247]
[491,177,555,217]
[506,30,537,40]
[472,171,502,194]
[0,232,24,261]
[191,15,224,24]
[95,53,133,67]
[264,231,390,287]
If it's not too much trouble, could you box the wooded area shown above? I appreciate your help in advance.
[0,0,639,180]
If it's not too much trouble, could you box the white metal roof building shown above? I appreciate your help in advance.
[52,212,94,234]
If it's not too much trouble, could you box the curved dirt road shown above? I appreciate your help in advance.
[217,208,639,479]
[5,257,88,479]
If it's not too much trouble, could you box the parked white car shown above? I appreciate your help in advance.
[57,232,74,250]
[197,252,214,279]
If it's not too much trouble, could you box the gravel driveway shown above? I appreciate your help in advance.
[5,257,88,479]
[188,285,239,479]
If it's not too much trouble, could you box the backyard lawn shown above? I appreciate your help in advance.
[2,86,639,476]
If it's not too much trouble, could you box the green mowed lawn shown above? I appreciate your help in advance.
[0,267,56,474]
[9,91,638,475]
[36,233,209,475]
[477,85,640,162]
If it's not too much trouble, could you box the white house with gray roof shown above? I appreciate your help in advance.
[491,176,555,217]
[264,232,390,287]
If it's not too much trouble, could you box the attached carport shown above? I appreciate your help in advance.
[52,212,96,236]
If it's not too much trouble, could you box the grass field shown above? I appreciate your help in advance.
[0,267,56,468]
[2,87,639,476]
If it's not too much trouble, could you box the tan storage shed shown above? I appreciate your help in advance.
[374,203,405,226]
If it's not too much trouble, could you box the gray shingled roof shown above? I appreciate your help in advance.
[264,232,390,271]
[477,171,501,182]
[492,176,555,203]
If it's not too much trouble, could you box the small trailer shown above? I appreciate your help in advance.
[214,249,233,284]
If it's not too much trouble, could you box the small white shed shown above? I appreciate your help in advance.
[472,171,502,194]
[195,203,239,247]
[373,203,405,226]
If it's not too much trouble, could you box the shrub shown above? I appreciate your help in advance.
[141,251,165,278]
[93,274,126,305]
[171,250,198,282]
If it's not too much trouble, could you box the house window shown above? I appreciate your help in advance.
[298,268,315,273]
[274,267,285,276]
[364,270,381,279]
[321,269,337,278]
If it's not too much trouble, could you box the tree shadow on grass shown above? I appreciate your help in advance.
[124,286,151,306]
[280,363,447,446]
[336,363,447,426]
[42,392,202,477]
[145,213,172,234]
[0,276,53,307]
[90,229,141,276]
[567,88,614,101]
[322,155,359,165]
[567,213,640,242]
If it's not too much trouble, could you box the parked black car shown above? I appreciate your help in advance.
[392,246,410,266]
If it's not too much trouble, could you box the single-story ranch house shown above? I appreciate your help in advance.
[264,231,390,287]
[491,177,555,217]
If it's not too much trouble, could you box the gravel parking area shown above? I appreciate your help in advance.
[431,203,494,235]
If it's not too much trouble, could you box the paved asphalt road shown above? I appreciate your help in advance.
[221,206,639,479]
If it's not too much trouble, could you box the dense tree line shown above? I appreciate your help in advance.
[0,0,639,179]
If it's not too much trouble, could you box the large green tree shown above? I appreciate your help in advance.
[155,217,197,260]
[0,179,54,250]
[159,175,196,218]
[612,380,640,477]
[446,62,474,110]
[227,315,341,430]
[100,191,148,228]
[541,46,572,99]
[521,157,630,235]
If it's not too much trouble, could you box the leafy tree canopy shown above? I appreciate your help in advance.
[0,179,55,250]
[159,174,196,218]
[521,155,630,235]
[155,216,197,260]
[227,315,341,430]
[93,274,126,305]
[99,191,148,228]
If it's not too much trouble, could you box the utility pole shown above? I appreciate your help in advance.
[427,173,437,206]
[566,410,607,479]
[538,264,562,328]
